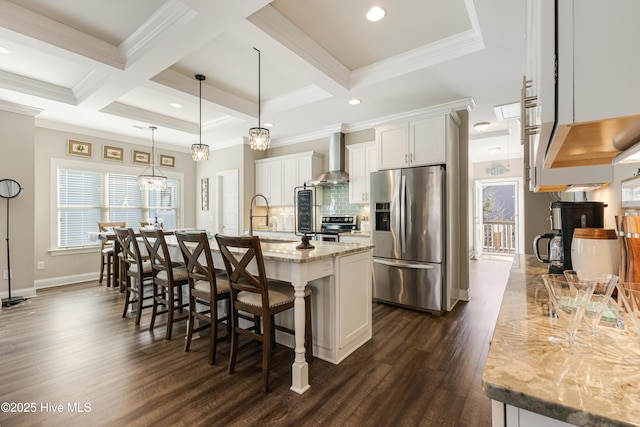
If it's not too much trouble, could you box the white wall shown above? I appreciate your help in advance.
[33,127,195,288]
[0,104,37,300]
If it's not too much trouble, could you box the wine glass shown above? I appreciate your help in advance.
[541,274,597,353]
[564,271,618,344]
[617,283,640,338]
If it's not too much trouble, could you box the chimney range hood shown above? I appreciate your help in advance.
[306,132,349,186]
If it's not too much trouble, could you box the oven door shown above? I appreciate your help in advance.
[317,232,339,242]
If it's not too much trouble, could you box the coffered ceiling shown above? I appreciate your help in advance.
[0,0,524,161]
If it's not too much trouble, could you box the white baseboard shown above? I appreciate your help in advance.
[34,273,99,290]
[0,286,37,300]
[459,288,471,301]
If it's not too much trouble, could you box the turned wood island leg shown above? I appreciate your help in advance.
[290,265,310,394]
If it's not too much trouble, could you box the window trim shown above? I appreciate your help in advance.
[50,158,184,254]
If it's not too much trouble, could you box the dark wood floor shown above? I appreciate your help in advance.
[0,256,512,427]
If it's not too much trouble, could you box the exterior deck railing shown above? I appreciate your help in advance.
[482,221,516,253]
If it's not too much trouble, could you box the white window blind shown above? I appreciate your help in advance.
[57,167,181,249]
[107,174,143,227]
[58,169,101,248]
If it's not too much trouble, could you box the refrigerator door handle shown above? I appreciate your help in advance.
[374,258,435,270]
[400,174,406,253]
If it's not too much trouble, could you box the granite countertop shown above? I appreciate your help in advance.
[482,254,640,427]
[166,234,373,264]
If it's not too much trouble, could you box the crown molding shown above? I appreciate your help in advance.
[0,70,76,105]
[0,99,42,117]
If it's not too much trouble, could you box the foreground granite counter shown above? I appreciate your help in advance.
[482,255,640,427]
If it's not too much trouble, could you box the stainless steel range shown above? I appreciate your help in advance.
[317,215,358,242]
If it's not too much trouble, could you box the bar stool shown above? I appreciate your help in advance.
[175,231,231,365]
[140,229,189,340]
[215,234,313,392]
[97,221,125,287]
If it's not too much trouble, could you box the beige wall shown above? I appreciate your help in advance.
[33,127,195,288]
[0,106,36,299]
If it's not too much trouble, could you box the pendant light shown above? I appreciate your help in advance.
[138,126,167,190]
[191,74,210,161]
[249,47,270,150]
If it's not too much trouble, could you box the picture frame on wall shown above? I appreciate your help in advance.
[201,178,209,211]
[132,150,151,165]
[159,155,175,168]
[67,140,92,157]
[103,145,124,161]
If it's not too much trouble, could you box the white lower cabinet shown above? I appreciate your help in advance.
[492,401,574,427]
[275,249,373,364]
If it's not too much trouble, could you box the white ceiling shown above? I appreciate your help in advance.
[0,0,524,162]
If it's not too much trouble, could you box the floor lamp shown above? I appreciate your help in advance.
[0,179,24,307]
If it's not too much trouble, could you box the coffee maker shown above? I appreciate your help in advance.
[533,201,605,273]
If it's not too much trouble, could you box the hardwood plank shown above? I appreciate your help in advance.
[0,257,512,426]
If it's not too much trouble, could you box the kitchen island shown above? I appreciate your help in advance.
[168,236,374,394]
[482,255,640,426]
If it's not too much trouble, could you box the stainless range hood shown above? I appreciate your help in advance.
[307,132,349,186]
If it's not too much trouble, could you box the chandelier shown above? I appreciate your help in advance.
[191,74,210,161]
[249,48,270,150]
[138,126,167,190]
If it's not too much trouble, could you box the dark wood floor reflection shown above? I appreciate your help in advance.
[0,256,512,427]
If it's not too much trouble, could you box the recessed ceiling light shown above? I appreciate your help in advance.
[348,99,361,105]
[263,122,274,127]
[489,147,502,153]
[0,46,10,54]
[474,122,490,132]
[366,6,386,22]
[169,103,182,108]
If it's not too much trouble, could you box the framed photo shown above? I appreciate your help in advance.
[159,155,175,168]
[132,150,150,165]
[67,140,92,157]
[103,145,124,161]
[201,178,209,211]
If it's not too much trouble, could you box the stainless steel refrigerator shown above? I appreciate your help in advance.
[370,165,445,313]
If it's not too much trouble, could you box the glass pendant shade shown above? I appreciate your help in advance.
[192,74,210,162]
[249,48,270,150]
[249,126,270,151]
[191,143,209,161]
[138,126,167,190]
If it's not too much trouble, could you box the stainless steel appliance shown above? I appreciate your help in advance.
[533,201,605,273]
[317,215,357,242]
[370,165,445,313]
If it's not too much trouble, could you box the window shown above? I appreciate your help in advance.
[56,166,181,249]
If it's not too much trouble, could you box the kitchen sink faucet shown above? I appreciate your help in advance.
[248,194,269,236]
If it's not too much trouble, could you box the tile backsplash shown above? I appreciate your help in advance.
[266,184,370,230]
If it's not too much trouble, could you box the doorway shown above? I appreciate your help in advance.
[216,169,239,236]
[474,177,524,258]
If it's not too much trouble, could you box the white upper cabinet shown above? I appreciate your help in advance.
[524,0,621,191]
[255,152,323,206]
[347,142,377,204]
[376,115,448,171]
[410,116,446,166]
[528,1,640,171]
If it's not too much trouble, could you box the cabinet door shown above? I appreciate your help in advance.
[376,123,409,170]
[410,116,445,166]
[255,162,269,206]
[281,157,298,206]
[348,145,367,204]
[268,160,283,206]
[365,144,378,202]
